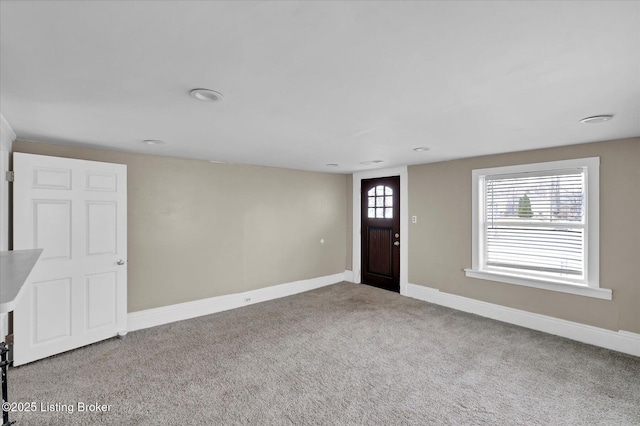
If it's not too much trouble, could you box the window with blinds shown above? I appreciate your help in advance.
[467,157,606,298]
[484,169,586,278]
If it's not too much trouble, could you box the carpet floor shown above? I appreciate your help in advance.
[8,282,640,425]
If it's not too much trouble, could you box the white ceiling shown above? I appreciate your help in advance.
[1,1,638,173]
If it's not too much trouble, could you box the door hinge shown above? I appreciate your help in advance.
[6,171,14,182]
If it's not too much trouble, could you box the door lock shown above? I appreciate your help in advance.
[116,259,126,265]
[394,241,400,246]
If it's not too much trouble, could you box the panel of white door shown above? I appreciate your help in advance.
[12,153,127,366]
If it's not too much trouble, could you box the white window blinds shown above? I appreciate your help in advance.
[484,169,586,277]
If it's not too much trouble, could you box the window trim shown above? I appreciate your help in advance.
[464,157,611,300]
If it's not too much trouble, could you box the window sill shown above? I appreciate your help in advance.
[464,269,612,300]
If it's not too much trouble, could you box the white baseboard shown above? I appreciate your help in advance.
[343,270,354,282]
[128,272,347,332]
[407,283,640,357]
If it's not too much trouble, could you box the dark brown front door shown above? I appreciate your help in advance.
[361,176,400,292]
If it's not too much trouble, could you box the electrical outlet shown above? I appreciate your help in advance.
[244,297,251,303]
[412,216,417,223]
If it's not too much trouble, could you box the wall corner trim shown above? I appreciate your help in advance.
[406,283,640,357]
[343,270,354,282]
[0,113,14,251]
[127,272,347,332]
[0,114,16,152]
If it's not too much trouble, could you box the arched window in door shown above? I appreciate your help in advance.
[367,185,393,218]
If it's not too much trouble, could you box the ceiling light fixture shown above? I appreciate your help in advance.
[579,115,614,124]
[413,147,430,152]
[326,163,339,167]
[189,88,223,102]
[360,160,384,166]
[142,139,165,145]
[209,160,227,164]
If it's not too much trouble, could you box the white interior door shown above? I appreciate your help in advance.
[12,153,127,366]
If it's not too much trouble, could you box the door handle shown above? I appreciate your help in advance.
[394,241,400,246]
[117,259,126,265]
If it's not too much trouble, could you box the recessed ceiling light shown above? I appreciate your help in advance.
[413,147,430,152]
[189,88,223,102]
[360,160,384,165]
[579,115,614,124]
[326,163,339,167]
[209,160,227,164]
[142,139,165,145]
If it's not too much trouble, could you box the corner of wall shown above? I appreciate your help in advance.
[346,174,353,271]
[343,270,354,282]
[0,114,14,339]
[0,113,16,252]
[0,114,16,153]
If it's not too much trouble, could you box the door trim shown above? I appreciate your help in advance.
[352,166,408,295]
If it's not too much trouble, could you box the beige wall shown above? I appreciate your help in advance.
[408,138,640,333]
[13,141,348,313]
[15,137,639,333]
